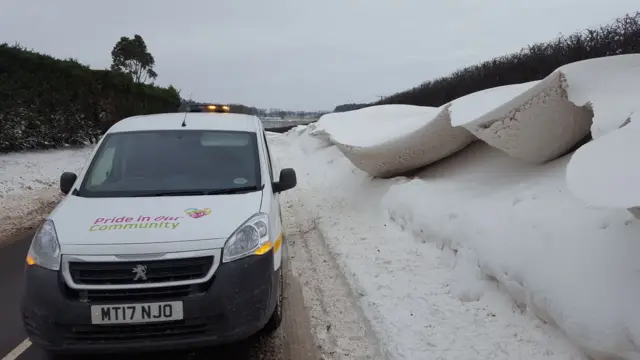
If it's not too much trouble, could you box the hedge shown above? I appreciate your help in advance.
[0,44,181,152]
[339,11,640,110]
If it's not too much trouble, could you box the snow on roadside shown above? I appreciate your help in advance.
[381,143,640,359]
[0,147,92,242]
[269,130,586,360]
[280,196,384,360]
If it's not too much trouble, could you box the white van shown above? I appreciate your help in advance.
[20,111,297,357]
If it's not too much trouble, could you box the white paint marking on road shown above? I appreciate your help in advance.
[1,339,31,360]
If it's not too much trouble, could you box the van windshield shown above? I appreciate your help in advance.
[77,130,262,198]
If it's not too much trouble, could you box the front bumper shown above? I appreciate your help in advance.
[21,250,280,354]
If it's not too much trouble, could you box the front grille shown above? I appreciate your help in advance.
[68,256,214,286]
[65,278,215,303]
[65,319,212,343]
[69,285,192,302]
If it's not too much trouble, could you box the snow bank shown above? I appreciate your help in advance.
[0,147,92,241]
[566,118,640,211]
[462,71,593,163]
[381,143,640,359]
[271,133,587,360]
[560,54,640,138]
[275,124,639,358]
[292,124,308,133]
[316,105,475,177]
[267,54,640,359]
[307,122,332,142]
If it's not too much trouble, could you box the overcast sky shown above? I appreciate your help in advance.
[2,1,638,111]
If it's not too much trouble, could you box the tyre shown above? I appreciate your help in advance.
[262,269,283,333]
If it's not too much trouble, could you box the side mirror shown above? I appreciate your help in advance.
[272,168,297,193]
[60,172,78,195]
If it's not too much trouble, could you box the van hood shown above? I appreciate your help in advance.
[49,191,263,247]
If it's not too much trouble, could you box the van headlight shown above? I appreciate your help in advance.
[26,219,62,271]
[223,213,271,263]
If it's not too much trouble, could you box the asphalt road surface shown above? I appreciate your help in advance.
[0,229,318,360]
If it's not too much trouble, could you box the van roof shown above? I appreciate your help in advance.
[106,112,263,134]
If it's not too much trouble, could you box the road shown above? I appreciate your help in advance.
[0,228,318,360]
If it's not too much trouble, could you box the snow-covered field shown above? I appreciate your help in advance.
[0,147,92,241]
[1,53,640,359]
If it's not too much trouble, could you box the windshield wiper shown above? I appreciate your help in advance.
[132,186,261,197]
[134,190,206,197]
[205,185,261,195]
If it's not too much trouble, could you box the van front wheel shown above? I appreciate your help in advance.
[263,269,283,333]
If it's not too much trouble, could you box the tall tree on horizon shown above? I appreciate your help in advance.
[110,34,158,84]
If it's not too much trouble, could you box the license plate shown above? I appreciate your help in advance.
[90,301,183,325]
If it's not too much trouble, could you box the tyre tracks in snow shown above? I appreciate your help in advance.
[281,199,385,360]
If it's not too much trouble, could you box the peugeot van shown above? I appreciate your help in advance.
[20,111,297,357]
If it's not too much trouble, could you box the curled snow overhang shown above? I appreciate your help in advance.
[460,71,593,164]
[329,104,475,178]
[558,54,640,138]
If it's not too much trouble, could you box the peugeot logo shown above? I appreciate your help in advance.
[132,264,148,281]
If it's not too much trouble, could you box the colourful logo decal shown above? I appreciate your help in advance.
[185,208,212,219]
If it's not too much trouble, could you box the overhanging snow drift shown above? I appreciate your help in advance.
[461,71,593,164]
[314,105,475,178]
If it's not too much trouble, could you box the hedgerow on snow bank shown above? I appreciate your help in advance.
[372,11,640,109]
[0,44,181,153]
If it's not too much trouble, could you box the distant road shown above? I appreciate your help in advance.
[262,118,317,130]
